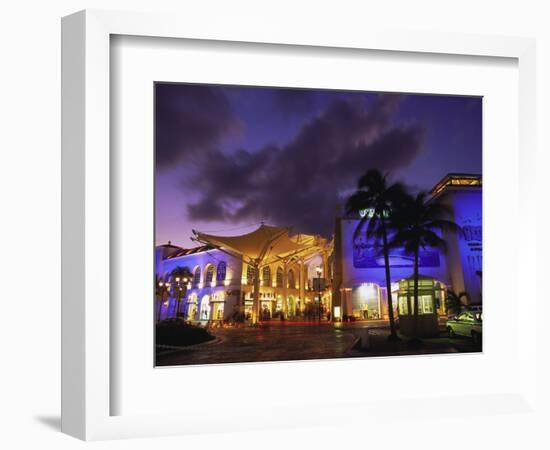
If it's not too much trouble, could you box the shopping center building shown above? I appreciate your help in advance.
[331,173,482,321]
[155,225,332,323]
[156,173,482,324]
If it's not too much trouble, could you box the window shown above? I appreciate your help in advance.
[420,295,433,314]
[193,268,201,287]
[276,267,283,287]
[398,295,408,315]
[288,269,295,289]
[247,265,257,285]
[262,266,271,287]
[205,265,214,285]
[216,262,226,284]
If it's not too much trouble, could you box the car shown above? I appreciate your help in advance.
[446,310,482,345]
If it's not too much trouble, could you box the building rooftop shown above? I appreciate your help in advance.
[165,244,215,259]
[430,173,482,196]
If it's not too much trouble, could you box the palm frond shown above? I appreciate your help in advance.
[421,230,447,252]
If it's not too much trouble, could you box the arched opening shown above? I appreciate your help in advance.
[216,261,227,285]
[262,266,271,287]
[192,267,201,287]
[276,267,283,287]
[199,295,210,320]
[205,264,215,286]
[287,269,296,289]
[246,265,256,285]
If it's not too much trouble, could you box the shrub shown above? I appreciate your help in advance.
[156,319,215,346]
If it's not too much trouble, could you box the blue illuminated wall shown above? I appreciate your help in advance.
[155,246,243,321]
[339,219,451,288]
[334,182,483,315]
[439,188,482,304]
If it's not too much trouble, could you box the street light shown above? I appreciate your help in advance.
[316,266,323,324]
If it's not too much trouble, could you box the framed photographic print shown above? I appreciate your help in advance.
[153,82,483,368]
[62,9,538,441]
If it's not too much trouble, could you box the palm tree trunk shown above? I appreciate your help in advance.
[413,247,420,339]
[381,222,397,338]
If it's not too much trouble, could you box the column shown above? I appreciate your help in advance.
[299,258,306,315]
[251,263,260,323]
[282,261,288,318]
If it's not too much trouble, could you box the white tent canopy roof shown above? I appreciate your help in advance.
[192,224,326,265]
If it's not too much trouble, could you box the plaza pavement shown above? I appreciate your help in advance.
[156,320,481,366]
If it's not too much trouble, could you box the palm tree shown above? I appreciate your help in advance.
[170,266,192,318]
[445,290,470,316]
[389,192,461,342]
[155,275,168,323]
[346,169,407,340]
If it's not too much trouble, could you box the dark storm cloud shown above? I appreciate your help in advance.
[155,84,241,167]
[273,89,316,116]
[184,94,424,237]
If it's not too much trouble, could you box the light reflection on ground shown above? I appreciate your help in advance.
[156,321,387,366]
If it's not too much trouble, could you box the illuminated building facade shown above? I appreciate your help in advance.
[155,226,332,323]
[331,173,482,321]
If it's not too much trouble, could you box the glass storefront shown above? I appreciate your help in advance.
[287,296,296,317]
[199,295,210,320]
[260,300,272,320]
[212,302,224,320]
[186,294,198,320]
[351,283,381,319]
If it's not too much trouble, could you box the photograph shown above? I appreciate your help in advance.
[154,83,483,366]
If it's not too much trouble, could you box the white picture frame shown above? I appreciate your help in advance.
[61,9,537,441]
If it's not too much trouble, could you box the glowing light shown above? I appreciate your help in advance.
[334,306,341,319]
[358,208,389,218]
[359,209,371,218]
[359,208,376,218]
[224,279,230,286]
[198,282,203,289]
[211,281,216,287]
[358,283,377,299]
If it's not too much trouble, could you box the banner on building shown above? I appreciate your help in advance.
[353,242,440,268]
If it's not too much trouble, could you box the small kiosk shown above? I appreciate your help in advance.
[397,275,444,337]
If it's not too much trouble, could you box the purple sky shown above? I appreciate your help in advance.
[155,83,481,246]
